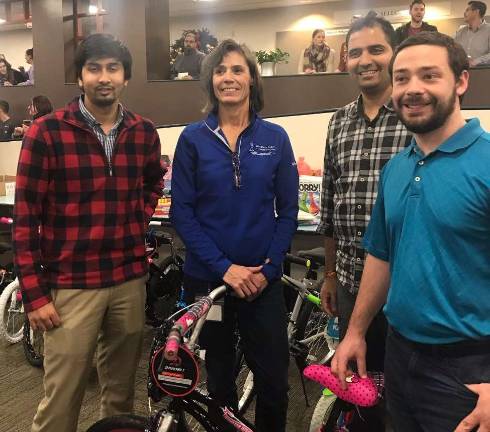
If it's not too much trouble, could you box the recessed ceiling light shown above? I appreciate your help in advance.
[0,18,5,24]
[88,5,98,14]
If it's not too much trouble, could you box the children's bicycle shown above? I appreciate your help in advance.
[87,285,257,432]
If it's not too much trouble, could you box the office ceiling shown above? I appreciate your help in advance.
[170,0,341,16]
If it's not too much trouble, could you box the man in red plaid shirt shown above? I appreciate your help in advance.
[13,34,164,432]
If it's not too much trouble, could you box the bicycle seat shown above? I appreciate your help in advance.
[297,247,325,267]
[0,242,12,254]
[303,365,382,407]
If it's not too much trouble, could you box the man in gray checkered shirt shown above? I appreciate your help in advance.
[317,14,412,430]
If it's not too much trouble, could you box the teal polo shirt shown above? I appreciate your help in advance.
[363,118,490,344]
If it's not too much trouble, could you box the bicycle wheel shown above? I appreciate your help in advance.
[86,414,149,432]
[309,392,337,432]
[0,278,24,343]
[23,317,44,367]
[294,291,332,366]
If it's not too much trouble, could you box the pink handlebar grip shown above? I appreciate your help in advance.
[164,334,180,361]
[0,217,13,225]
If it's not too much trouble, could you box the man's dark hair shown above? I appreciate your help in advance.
[468,1,487,17]
[346,13,397,50]
[74,33,132,80]
[390,32,469,80]
[200,39,264,113]
[31,95,53,119]
[26,48,33,59]
[184,30,198,40]
[0,100,9,114]
[410,0,426,8]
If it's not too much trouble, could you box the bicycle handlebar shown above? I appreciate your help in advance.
[0,217,13,225]
[164,285,227,361]
[284,253,310,267]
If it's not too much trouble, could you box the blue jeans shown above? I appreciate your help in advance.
[385,328,489,432]
[183,275,289,432]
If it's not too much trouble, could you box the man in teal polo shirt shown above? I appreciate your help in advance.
[331,32,490,432]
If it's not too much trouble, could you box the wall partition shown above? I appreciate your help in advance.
[0,0,490,129]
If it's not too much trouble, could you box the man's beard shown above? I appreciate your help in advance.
[396,91,456,134]
[92,95,116,107]
[184,47,196,55]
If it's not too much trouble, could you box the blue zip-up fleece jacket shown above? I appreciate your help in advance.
[170,112,299,283]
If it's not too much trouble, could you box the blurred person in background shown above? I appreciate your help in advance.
[170,31,206,80]
[0,57,19,86]
[300,29,336,73]
[455,1,490,66]
[13,95,53,139]
[18,48,35,86]
[0,99,15,141]
[395,0,438,45]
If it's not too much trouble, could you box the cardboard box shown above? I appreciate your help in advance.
[299,175,322,217]
[0,175,15,196]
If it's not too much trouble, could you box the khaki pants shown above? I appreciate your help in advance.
[32,276,146,432]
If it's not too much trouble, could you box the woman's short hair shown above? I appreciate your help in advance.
[74,33,132,80]
[32,95,53,119]
[200,39,264,113]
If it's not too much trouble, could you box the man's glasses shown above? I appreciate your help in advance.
[231,152,241,190]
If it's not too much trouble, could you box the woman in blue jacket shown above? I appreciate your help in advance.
[170,39,299,431]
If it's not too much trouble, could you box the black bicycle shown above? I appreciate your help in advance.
[87,285,257,432]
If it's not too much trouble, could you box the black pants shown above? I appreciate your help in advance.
[385,328,488,432]
[183,275,289,432]
[337,282,388,431]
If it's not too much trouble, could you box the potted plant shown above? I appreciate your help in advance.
[255,48,290,76]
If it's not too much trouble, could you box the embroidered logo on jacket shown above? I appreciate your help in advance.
[249,143,276,156]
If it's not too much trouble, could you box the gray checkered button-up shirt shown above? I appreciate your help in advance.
[317,95,412,294]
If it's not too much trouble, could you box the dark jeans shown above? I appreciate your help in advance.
[183,275,289,432]
[385,328,488,432]
[337,282,388,431]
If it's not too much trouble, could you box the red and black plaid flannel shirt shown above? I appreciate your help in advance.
[13,97,164,312]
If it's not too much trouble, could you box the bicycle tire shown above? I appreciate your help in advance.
[309,393,337,432]
[294,286,331,366]
[23,317,44,367]
[321,397,352,432]
[0,278,24,343]
[86,414,149,432]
